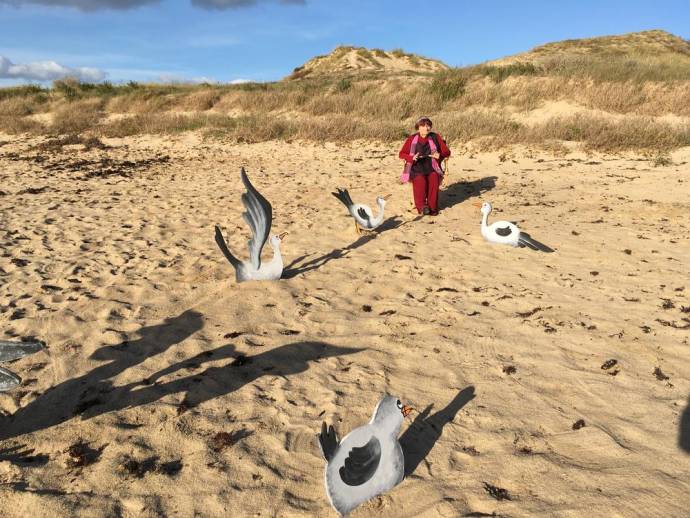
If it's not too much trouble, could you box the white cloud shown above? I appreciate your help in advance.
[0,55,106,82]
[157,73,218,84]
[229,78,251,84]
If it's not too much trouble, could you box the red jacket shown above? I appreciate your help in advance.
[398,132,451,163]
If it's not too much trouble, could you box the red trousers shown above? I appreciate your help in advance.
[412,172,440,213]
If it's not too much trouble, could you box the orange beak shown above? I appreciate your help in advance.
[401,405,413,418]
[278,231,288,240]
[382,194,392,201]
[472,201,482,208]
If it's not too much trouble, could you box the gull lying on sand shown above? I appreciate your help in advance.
[319,395,412,516]
[215,168,288,282]
[0,341,44,391]
[332,188,391,235]
[475,201,554,252]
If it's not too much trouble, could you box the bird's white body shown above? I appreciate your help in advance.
[480,213,521,247]
[477,201,554,252]
[319,395,409,516]
[350,199,386,230]
[332,189,389,234]
[232,235,284,282]
[325,422,404,516]
[215,168,287,282]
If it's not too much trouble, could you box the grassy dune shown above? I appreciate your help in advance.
[2,31,690,152]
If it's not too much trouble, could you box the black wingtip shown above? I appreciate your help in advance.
[318,421,338,462]
[519,232,555,253]
[240,167,249,186]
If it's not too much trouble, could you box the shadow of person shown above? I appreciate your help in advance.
[399,386,476,477]
[440,177,497,210]
[679,395,690,453]
[0,310,204,441]
[91,341,364,415]
[282,216,403,279]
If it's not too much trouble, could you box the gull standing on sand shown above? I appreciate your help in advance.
[0,341,44,391]
[475,201,554,252]
[214,168,288,282]
[332,188,391,235]
[318,395,413,516]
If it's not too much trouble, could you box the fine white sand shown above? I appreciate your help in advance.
[1,133,689,517]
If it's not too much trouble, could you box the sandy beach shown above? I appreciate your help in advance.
[1,133,689,517]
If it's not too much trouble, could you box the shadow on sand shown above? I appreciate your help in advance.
[440,177,497,210]
[282,216,404,279]
[400,386,476,477]
[679,395,690,454]
[1,309,363,441]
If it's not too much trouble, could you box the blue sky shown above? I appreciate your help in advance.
[1,0,689,86]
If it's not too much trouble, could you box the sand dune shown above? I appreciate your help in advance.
[1,133,689,516]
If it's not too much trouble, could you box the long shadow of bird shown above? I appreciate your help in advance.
[399,386,476,477]
[679,394,690,454]
[282,216,404,279]
[1,307,362,441]
[0,309,204,440]
[83,340,364,416]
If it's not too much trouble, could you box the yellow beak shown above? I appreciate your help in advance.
[382,194,392,201]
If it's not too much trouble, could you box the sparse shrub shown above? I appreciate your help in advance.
[335,78,352,92]
[476,62,541,82]
[53,77,81,100]
[430,69,467,102]
[0,115,44,134]
[652,151,673,166]
[51,98,104,135]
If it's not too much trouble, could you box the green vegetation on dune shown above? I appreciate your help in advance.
[2,33,690,152]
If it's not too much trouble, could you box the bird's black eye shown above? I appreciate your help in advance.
[396,400,402,409]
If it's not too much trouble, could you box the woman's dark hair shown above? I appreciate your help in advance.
[414,117,433,130]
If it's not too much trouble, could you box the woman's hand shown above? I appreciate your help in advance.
[430,151,440,160]
[412,152,420,162]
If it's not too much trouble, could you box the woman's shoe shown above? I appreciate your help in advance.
[422,206,431,216]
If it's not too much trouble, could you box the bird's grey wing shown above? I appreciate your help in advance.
[495,225,513,237]
[318,422,339,462]
[357,207,371,223]
[240,168,272,270]
[339,435,381,486]
[0,366,21,392]
[519,232,554,253]
[0,341,43,362]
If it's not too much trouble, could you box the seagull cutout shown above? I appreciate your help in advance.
[0,341,44,392]
[332,188,391,235]
[474,201,554,252]
[215,168,288,282]
[318,395,413,516]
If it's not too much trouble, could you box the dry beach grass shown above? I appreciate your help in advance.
[2,30,690,152]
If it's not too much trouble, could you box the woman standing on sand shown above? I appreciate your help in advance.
[399,116,451,216]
